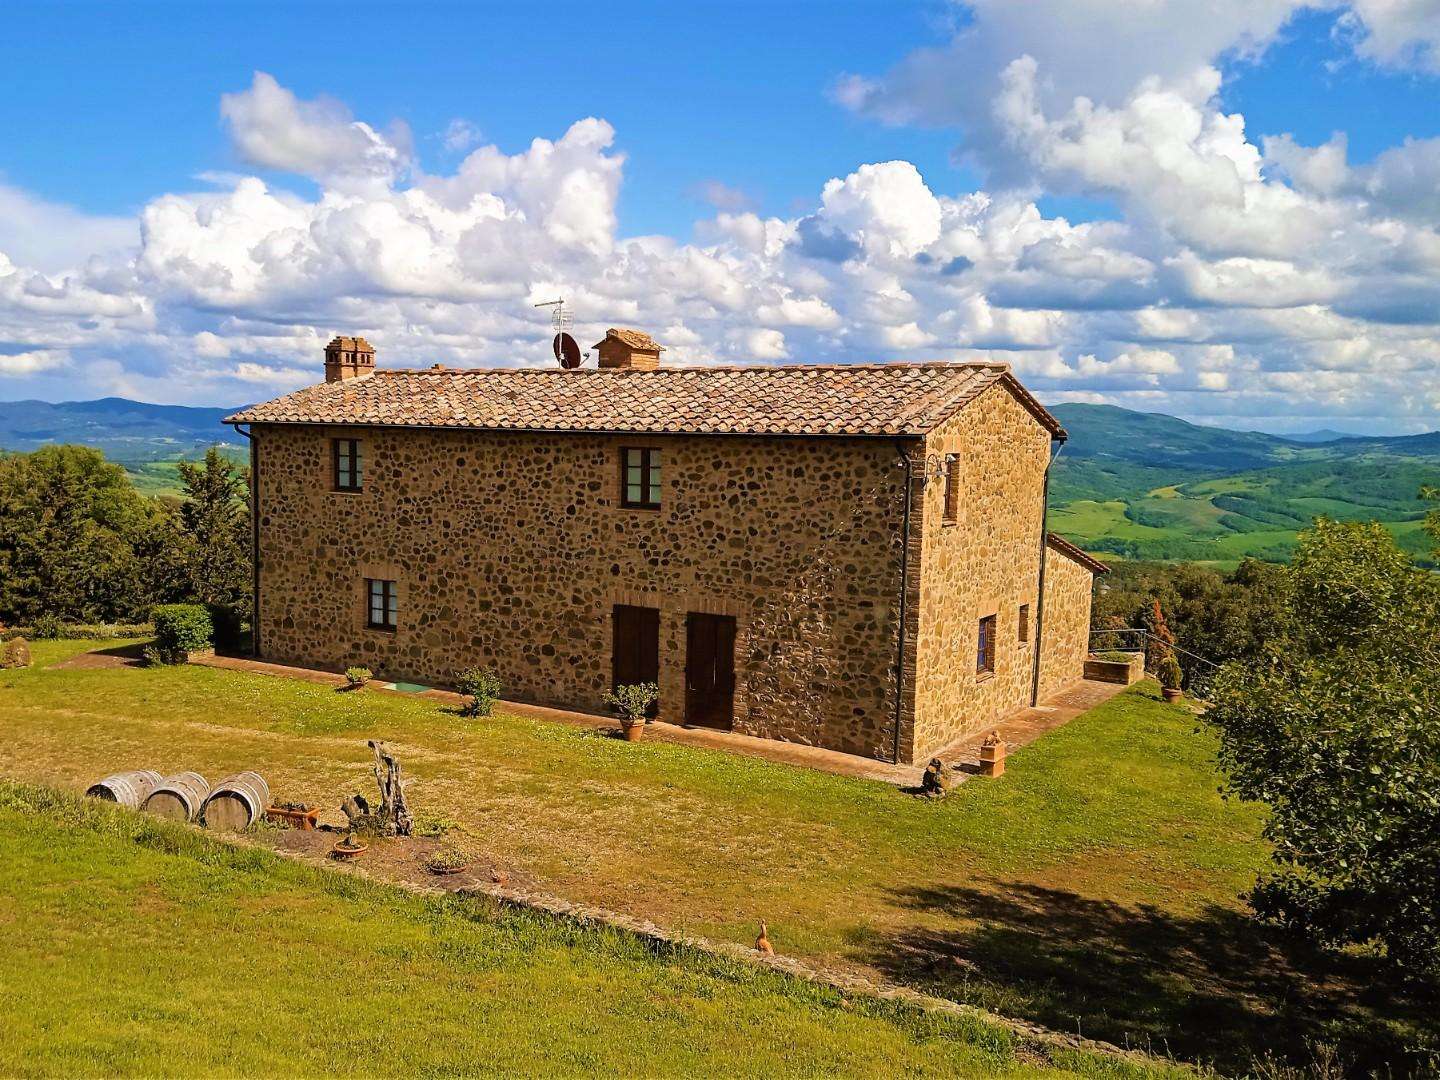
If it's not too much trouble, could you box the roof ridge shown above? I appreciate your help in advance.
[378,361,1009,376]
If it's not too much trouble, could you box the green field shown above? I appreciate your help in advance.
[1,782,1163,1079]
[1048,404,1439,566]
[4,639,1435,1075]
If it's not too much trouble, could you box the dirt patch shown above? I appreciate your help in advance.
[53,642,148,670]
[258,825,529,894]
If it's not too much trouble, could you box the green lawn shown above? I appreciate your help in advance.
[0,783,1158,1079]
[2,640,1434,1075]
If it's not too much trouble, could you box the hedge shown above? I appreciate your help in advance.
[1,623,152,642]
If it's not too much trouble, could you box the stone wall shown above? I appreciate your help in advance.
[1037,541,1096,700]
[253,424,913,759]
[911,384,1054,759]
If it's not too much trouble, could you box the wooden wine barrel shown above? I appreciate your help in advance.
[85,770,163,809]
[200,771,271,831]
[141,772,210,822]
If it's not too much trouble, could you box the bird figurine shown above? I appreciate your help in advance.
[755,921,775,956]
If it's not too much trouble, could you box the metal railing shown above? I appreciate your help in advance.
[1089,627,1219,669]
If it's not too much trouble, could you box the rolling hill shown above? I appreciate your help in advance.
[0,398,247,495]
[1,396,1435,564]
[1047,404,1440,567]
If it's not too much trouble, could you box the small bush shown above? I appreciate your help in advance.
[151,604,213,655]
[30,614,61,640]
[605,682,659,724]
[423,845,470,873]
[455,667,501,717]
[345,666,373,688]
[1157,653,1184,691]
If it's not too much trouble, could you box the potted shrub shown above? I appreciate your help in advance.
[1157,654,1184,703]
[605,682,659,741]
[344,666,373,690]
[455,667,501,717]
[423,845,471,876]
[331,830,367,861]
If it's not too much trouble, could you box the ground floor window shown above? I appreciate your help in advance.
[367,578,397,630]
[1018,603,1030,644]
[977,613,997,676]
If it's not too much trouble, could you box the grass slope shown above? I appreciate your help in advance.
[3,640,1434,1074]
[0,783,1158,1079]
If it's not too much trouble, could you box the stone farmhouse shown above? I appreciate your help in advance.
[226,330,1107,764]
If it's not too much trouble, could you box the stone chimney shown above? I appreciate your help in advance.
[592,328,664,370]
[324,336,376,383]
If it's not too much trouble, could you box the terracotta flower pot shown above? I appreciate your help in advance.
[429,863,469,877]
[621,719,645,742]
[1162,687,1183,703]
[331,841,367,861]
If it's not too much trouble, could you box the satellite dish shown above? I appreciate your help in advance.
[554,332,581,369]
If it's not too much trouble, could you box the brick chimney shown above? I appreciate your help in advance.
[592,328,663,370]
[324,336,375,382]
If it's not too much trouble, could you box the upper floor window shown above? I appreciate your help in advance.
[942,454,960,524]
[977,613,997,677]
[621,447,661,509]
[367,578,397,631]
[333,438,363,492]
[1018,603,1031,644]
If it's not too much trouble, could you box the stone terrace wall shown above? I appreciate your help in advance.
[253,425,913,760]
[1037,544,1095,700]
[911,385,1052,759]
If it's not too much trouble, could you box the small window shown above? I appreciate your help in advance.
[334,438,363,492]
[1018,603,1030,644]
[366,578,397,631]
[943,454,960,524]
[977,614,997,676]
[621,447,661,509]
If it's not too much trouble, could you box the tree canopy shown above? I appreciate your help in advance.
[1206,519,1440,978]
[0,445,249,625]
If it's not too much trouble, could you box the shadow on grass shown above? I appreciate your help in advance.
[860,880,1438,1076]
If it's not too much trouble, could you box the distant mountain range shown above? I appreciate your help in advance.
[1,396,1436,566]
[0,398,245,460]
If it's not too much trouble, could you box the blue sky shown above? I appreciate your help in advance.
[1,1,1439,432]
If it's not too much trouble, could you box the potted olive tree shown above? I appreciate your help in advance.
[1157,654,1184,703]
[605,682,659,741]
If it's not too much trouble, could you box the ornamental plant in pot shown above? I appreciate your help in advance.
[423,845,470,876]
[605,682,659,741]
[332,830,367,860]
[1157,654,1184,703]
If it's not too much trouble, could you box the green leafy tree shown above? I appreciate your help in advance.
[175,447,251,618]
[0,446,156,622]
[1206,519,1440,977]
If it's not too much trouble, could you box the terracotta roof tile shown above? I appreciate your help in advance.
[593,327,664,352]
[226,362,1066,439]
[1047,532,1111,574]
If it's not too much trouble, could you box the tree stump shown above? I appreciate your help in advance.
[341,742,413,837]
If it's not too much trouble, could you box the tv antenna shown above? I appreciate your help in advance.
[534,297,582,368]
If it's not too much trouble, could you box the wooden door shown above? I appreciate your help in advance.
[685,612,735,730]
[611,605,659,716]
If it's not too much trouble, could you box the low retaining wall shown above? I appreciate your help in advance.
[1084,652,1145,685]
